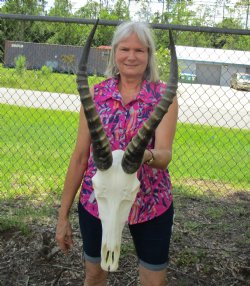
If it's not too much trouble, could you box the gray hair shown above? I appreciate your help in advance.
[105,21,159,82]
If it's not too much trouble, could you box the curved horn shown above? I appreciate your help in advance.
[122,30,178,174]
[76,19,113,170]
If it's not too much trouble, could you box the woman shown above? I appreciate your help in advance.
[56,21,178,286]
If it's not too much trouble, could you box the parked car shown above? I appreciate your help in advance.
[230,73,250,91]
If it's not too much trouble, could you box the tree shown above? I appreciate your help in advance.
[211,17,249,50]
[134,0,152,21]
[48,0,72,17]
[1,0,45,15]
[46,0,82,45]
[113,0,130,19]
[74,0,101,19]
[234,0,250,28]
[152,0,195,49]
[74,0,130,47]
[0,0,46,42]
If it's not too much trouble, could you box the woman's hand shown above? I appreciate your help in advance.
[55,218,73,254]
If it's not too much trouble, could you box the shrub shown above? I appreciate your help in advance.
[14,55,26,75]
[155,47,171,82]
[41,65,53,76]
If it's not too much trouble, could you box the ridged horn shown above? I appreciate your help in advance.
[122,30,178,174]
[76,19,113,170]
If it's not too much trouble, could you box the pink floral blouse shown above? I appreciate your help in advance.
[79,77,173,224]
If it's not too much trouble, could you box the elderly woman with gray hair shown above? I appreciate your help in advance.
[56,20,178,286]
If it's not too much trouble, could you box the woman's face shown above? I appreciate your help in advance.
[115,32,149,80]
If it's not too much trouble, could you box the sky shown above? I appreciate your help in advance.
[46,0,162,16]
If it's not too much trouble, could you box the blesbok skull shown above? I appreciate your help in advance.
[92,149,140,271]
[76,19,178,272]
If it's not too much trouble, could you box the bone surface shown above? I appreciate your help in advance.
[92,150,140,271]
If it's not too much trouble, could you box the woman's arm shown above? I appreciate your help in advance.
[143,96,178,169]
[58,106,91,219]
[55,105,91,253]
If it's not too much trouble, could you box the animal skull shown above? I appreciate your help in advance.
[76,19,178,271]
[92,150,140,271]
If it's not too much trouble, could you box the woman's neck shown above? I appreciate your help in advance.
[118,76,143,104]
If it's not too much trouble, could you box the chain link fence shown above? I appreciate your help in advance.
[0,14,250,285]
[1,15,249,204]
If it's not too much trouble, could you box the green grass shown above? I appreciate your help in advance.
[1,103,249,204]
[0,64,104,94]
[0,104,78,200]
[0,104,79,231]
[171,123,250,189]
[0,202,54,233]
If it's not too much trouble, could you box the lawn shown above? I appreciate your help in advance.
[173,122,250,187]
[0,64,103,94]
[1,103,249,204]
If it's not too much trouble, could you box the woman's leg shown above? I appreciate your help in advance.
[139,265,166,286]
[78,202,107,285]
[129,204,174,286]
[84,260,107,286]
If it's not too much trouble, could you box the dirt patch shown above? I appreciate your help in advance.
[1,189,250,286]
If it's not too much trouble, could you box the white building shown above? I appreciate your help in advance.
[176,45,250,86]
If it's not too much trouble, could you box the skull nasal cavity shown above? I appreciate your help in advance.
[105,251,110,263]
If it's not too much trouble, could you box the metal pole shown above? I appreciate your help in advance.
[0,13,250,35]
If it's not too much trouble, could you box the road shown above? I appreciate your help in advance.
[1,83,249,129]
[177,83,249,129]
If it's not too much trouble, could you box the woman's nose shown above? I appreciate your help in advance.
[127,51,136,60]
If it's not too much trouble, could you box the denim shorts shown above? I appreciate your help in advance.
[78,202,174,271]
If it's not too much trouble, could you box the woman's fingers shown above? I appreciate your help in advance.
[55,221,73,254]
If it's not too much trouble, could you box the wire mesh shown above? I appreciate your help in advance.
[1,16,249,206]
[0,14,250,285]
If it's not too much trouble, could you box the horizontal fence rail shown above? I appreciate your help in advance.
[1,13,250,34]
